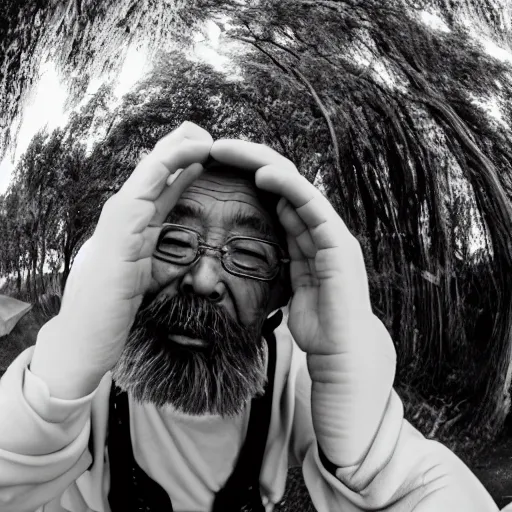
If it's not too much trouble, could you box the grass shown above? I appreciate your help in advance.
[0,308,41,376]
[0,272,62,304]
[472,426,512,509]
[0,276,63,378]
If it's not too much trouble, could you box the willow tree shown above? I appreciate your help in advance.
[80,49,331,188]
[409,0,512,47]
[201,0,512,452]
[0,0,216,160]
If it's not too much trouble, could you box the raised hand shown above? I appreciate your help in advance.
[210,139,374,353]
[30,122,213,399]
[210,139,396,466]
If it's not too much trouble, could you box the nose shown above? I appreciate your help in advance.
[179,254,226,303]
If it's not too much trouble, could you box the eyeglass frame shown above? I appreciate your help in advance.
[153,223,290,282]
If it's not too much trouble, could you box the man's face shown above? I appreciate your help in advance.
[151,167,283,328]
[112,167,287,416]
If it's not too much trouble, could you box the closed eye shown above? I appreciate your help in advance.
[161,238,193,248]
[233,247,268,261]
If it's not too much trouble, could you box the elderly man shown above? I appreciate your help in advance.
[0,122,498,511]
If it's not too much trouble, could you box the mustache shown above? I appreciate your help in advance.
[137,293,252,347]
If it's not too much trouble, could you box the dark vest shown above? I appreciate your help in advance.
[106,310,282,512]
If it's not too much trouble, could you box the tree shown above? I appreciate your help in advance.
[0,184,29,297]
[409,0,512,48]
[205,0,512,449]
[0,84,121,295]
[0,0,221,161]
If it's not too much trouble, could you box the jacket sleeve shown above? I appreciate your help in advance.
[0,319,99,512]
[288,339,499,511]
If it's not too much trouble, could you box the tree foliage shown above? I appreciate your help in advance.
[0,85,118,295]
[0,0,216,159]
[409,0,512,47]
[211,0,512,447]
[2,0,512,455]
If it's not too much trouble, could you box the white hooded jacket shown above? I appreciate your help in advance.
[0,307,500,512]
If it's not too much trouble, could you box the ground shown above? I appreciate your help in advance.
[1,309,511,510]
[473,430,512,509]
[0,307,41,375]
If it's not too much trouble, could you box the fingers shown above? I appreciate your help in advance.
[154,121,212,150]
[209,139,345,249]
[119,138,212,202]
[210,139,297,172]
[119,121,212,202]
[97,196,157,240]
[262,164,359,249]
[257,164,322,210]
[210,139,341,250]
[210,140,331,230]
[280,196,365,290]
[99,160,204,255]
[277,198,317,258]
[277,193,343,253]
[100,122,212,234]
[151,162,204,225]
[286,234,318,289]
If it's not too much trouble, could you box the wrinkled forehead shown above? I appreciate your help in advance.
[184,168,261,204]
[168,167,282,240]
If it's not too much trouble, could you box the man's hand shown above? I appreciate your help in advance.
[210,139,375,353]
[210,139,396,467]
[30,122,213,399]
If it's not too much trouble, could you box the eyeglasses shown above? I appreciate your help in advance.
[154,223,290,281]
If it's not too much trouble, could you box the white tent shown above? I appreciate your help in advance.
[0,295,32,337]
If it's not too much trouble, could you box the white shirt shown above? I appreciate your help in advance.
[131,398,251,511]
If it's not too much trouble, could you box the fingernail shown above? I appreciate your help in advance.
[167,168,184,186]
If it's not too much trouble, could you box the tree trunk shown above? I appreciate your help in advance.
[16,264,21,293]
[26,267,31,298]
[39,235,46,294]
[61,234,72,293]
[31,250,38,300]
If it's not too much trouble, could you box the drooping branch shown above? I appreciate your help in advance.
[232,35,344,201]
